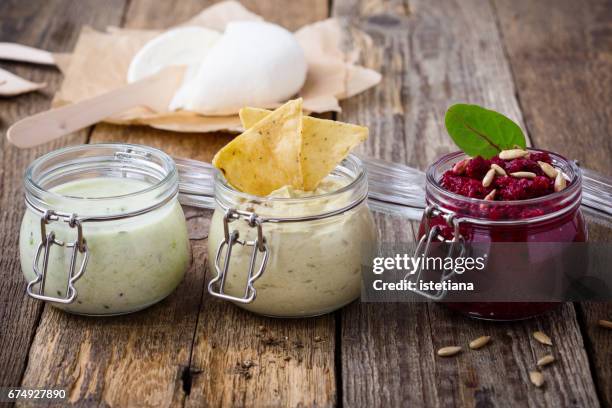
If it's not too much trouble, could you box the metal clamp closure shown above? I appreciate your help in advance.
[27,210,89,304]
[408,204,465,300]
[208,208,269,304]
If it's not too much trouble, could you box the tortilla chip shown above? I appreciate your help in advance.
[240,107,368,190]
[213,99,303,195]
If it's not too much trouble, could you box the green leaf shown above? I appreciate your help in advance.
[445,104,526,159]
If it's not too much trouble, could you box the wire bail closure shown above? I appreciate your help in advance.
[26,210,89,304]
[408,204,465,300]
[208,208,269,304]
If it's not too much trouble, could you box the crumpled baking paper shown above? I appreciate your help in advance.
[54,0,381,133]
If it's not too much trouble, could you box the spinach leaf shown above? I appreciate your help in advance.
[445,104,526,158]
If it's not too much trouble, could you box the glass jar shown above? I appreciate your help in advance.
[417,149,587,320]
[207,154,378,317]
[20,144,190,316]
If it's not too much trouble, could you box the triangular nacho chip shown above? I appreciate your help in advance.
[213,99,303,195]
[240,107,368,190]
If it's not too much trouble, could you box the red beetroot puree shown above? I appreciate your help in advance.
[442,152,555,204]
[420,149,587,321]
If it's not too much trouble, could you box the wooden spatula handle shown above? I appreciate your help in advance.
[0,42,55,65]
[6,66,184,148]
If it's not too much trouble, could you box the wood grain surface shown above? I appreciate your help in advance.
[0,0,610,407]
[124,0,329,31]
[166,1,338,405]
[494,0,612,405]
[19,207,209,407]
[0,0,126,392]
[493,0,612,176]
[18,1,335,407]
[334,0,602,406]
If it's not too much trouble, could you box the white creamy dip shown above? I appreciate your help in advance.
[20,177,190,315]
[208,177,377,317]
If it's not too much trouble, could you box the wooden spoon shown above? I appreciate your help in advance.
[6,66,184,148]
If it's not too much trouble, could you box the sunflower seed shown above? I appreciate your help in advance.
[538,161,558,178]
[537,354,555,367]
[484,189,496,201]
[453,159,469,174]
[510,171,536,179]
[598,319,612,329]
[529,371,544,387]
[437,346,462,357]
[533,331,553,346]
[482,168,496,187]
[499,149,529,160]
[469,336,491,350]
[554,171,567,192]
[491,163,507,176]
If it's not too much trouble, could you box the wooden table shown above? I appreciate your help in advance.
[1,1,611,406]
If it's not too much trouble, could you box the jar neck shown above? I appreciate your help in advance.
[213,154,369,221]
[24,144,179,219]
[425,150,582,224]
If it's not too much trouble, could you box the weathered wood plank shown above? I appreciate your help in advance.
[19,207,209,407]
[334,0,600,406]
[494,0,612,405]
[19,0,334,406]
[173,1,338,406]
[0,0,126,391]
[185,301,336,407]
[493,0,612,176]
[578,300,612,408]
[124,0,329,31]
[18,1,222,405]
[89,123,234,163]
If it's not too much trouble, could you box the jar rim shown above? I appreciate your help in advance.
[214,153,367,203]
[23,143,179,220]
[25,143,177,202]
[426,149,582,205]
[213,154,369,222]
[425,149,582,223]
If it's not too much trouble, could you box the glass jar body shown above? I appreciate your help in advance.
[19,144,190,316]
[207,154,378,317]
[418,206,586,320]
[20,200,189,315]
[419,150,587,321]
[208,202,376,317]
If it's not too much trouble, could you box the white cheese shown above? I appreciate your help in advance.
[127,26,221,83]
[170,21,308,115]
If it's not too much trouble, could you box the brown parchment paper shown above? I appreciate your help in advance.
[54,0,381,133]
